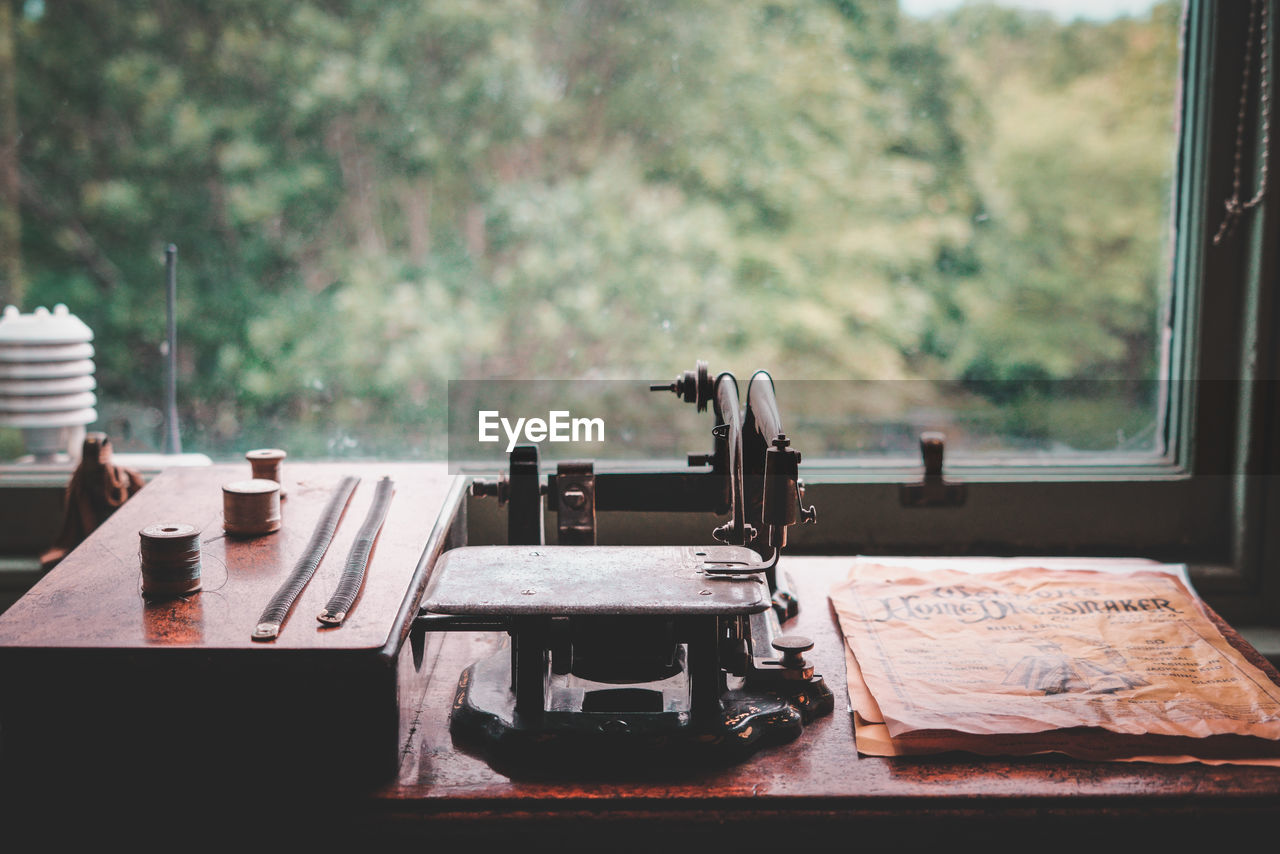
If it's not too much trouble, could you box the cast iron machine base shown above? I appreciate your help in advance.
[412,545,833,766]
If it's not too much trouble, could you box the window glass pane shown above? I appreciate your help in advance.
[0,1,1183,463]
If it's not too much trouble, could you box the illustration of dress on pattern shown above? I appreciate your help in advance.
[1003,639,1150,695]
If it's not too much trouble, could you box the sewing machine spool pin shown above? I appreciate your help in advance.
[650,359,713,412]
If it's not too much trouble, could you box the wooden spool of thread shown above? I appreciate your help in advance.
[139,523,202,596]
[222,478,282,537]
[246,448,287,498]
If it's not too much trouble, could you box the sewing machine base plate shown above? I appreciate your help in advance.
[449,648,834,766]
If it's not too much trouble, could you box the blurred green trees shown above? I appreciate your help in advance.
[1,0,1181,459]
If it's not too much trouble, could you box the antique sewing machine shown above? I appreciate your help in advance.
[410,361,833,763]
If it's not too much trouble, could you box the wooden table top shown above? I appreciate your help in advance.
[0,462,462,655]
[1,465,1278,845]
[363,556,1280,838]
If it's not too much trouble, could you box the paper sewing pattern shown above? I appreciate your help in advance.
[829,563,1280,758]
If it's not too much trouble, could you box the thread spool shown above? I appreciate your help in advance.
[246,448,287,498]
[140,523,202,596]
[222,478,282,537]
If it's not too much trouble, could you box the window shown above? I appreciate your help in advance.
[760,0,1274,628]
[0,2,1275,626]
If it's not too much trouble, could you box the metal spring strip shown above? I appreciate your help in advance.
[318,476,395,626]
[252,475,360,641]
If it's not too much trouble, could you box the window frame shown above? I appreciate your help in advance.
[0,2,1273,627]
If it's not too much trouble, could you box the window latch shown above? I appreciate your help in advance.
[900,432,966,508]
[553,461,597,545]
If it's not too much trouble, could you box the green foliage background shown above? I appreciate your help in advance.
[1,0,1181,460]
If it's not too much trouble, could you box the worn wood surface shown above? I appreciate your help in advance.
[1,469,1278,845]
[0,463,460,652]
[355,556,1280,844]
[0,462,464,795]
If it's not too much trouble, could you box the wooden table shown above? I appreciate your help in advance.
[0,463,465,788]
[363,558,1280,847]
[1,464,1278,848]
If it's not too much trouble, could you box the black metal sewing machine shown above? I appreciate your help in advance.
[410,362,832,764]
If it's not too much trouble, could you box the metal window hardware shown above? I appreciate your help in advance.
[900,431,966,508]
[553,461,596,545]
